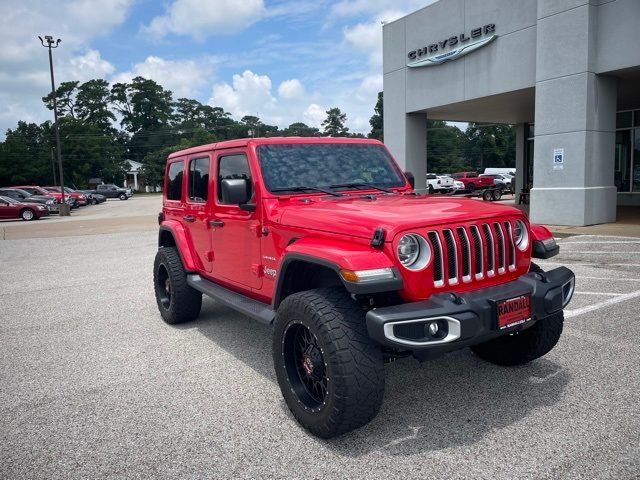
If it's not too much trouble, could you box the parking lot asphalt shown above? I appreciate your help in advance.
[1,232,639,479]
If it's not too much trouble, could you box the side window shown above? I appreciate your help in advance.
[167,161,184,201]
[217,154,252,203]
[188,157,210,202]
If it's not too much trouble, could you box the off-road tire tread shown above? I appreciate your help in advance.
[471,262,563,366]
[153,247,202,324]
[273,288,384,438]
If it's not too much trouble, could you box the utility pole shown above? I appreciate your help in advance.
[38,35,70,215]
[50,147,57,185]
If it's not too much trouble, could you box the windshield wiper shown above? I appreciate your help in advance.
[270,186,342,197]
[329,182,393,193]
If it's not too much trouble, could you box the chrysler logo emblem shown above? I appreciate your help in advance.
[407,24,496,68]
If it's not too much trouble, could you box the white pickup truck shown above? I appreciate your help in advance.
[426,173,455,193]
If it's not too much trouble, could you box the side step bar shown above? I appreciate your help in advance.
[187,274,275,325]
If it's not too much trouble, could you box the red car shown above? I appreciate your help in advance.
[451,171,495,191]
[152,137,575,438]
[0,195,50,221]
[44,187,88,206]
[12,185,75,207]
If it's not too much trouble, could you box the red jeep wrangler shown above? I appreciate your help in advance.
[154,137,574,438]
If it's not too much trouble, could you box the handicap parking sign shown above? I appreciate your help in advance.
[553,148,564,169]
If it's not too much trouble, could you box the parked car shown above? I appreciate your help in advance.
[91,184,132,200]
[0,195,50,221]
[44,187,88,207]
[426,173,454,193]
[0,188,59,213]
[153,137,575,438]
[450,172,495,191]
[480,173,513,191]
[77,190,106,204]
[12,185,76,208]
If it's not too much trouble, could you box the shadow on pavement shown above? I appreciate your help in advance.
[188,298,570,457]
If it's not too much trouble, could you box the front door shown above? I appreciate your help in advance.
[184,155,213,273]
[210,150,262,289]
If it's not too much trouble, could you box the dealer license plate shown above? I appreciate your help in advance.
[496,295,531,330]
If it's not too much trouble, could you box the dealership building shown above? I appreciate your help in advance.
[383,0,640,225]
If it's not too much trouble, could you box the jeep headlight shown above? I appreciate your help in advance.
[514,220,529,251]
[397,234,431,270]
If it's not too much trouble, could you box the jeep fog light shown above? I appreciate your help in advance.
[340,268,394,283]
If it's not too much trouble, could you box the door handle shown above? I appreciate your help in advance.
[183,215,195,223]
[209,219,224,227]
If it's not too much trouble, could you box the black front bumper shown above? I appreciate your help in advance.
[365,266,575,360]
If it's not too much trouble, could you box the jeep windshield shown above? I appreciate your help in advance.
[256,143,407,194]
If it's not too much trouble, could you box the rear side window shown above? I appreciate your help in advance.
[167,161,184,201]
[188,157,210,202]
[218,154,252,203]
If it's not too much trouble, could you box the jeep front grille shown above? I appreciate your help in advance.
[427,221,517,287]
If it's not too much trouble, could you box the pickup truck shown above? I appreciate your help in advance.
[451,172,495,191]
[91,184,133,200]
[153,137,574,438]
[426,173,455,193]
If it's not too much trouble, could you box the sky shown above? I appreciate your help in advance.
[0,0,437,139]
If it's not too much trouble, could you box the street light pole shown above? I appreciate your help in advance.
[38,35,70,216]
[50,147,57,185]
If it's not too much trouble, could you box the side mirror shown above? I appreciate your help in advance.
[404,171,415,189]
[221,178,252,207]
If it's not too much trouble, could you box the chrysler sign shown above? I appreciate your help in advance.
[407,24,496,67]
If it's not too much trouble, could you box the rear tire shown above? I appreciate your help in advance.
[468,183,476,191]
[482,190,493,201]
[492,188,503,201]
[471,262,563,366]
[428,184,434,194]
[273,288,385,438]
[153,247,202,324]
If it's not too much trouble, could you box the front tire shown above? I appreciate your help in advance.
[119,193,127,200]
[20,208,35,221]
[273,288,385,438]
[471,262,563,366]
[153,247,202,324]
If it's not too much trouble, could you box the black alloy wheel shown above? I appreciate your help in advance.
[282,322,328,409]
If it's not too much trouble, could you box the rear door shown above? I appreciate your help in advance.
[164,158,186,229]
[184,155,213,273]
[0,198,14,218]
[210,149,262,289]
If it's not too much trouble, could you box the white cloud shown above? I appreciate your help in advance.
[210,70,277,120]
[0,0,134,137]
[302,104,326,128]
[145,0,266,41]
[331,0,433,18]
[343,9,407,66]
[112,56,216,98]
[278,79,305,100]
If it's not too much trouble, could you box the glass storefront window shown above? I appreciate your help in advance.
[634,128,640,192]
[617,111,632,129]
[615,130,632,192]
[635,110,640,127]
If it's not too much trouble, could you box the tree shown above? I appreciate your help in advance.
[75,79,116,132]
[463,123,515,170]
[368,91,383,140]
[426,120,470,173]
[282,122,319,137]
[322,107,349,136]
[42,81,79,119]
[110,77,173,133]
[0,122,50,185]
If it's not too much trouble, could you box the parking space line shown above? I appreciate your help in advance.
[574,291,623,296]
[560,251,640,254]
[564,290,640,318]
[558,241,640,244]
[577,276,640,282]
[542,262,640,267]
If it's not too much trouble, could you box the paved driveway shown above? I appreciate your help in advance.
[1,233,638,479]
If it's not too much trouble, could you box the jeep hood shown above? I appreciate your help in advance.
[276,194,524,240]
